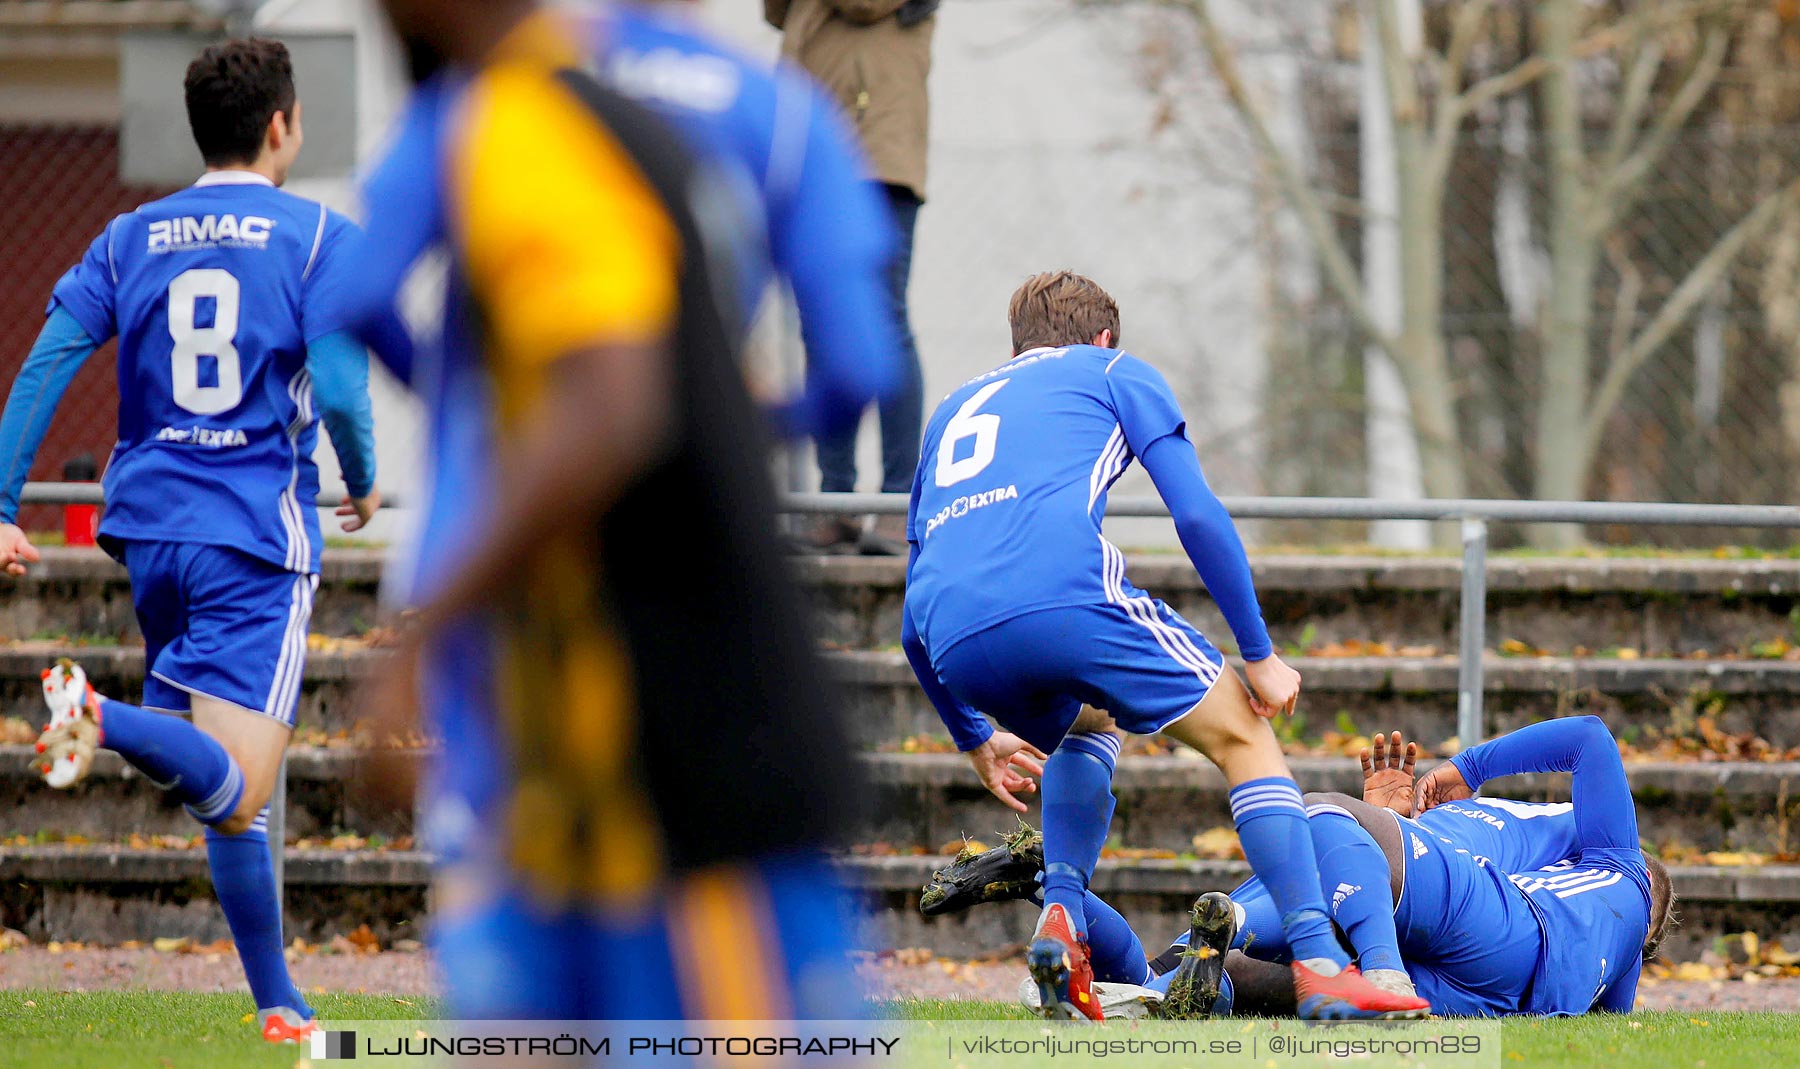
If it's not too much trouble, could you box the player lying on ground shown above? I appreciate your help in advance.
[902,270,1427,1020]
[931,719,1676,1017]
[0,40,378,1043]
[926,729,1579,1010]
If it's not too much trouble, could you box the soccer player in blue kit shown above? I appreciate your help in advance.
[591,0,902,442]
[902,270,1429,1020]
[1159,719,1675,1017]
[0,40,377,1043]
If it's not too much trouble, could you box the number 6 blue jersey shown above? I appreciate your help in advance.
[906,344,1190,654]
[48,173,361,574]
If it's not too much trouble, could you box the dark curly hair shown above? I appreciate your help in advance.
[184,38,296,167]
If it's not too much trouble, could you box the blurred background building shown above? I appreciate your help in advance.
[4,0,1799,548]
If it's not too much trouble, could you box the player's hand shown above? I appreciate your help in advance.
[965,732,1047,813]
[1243,654,1301,719]
[1360,730,1418,816]
[1413,760,1473,815]
[0,523,41,577]
[338,490,381,533]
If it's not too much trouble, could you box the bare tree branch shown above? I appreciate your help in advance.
[1425,0,1493,189]
[1598,26,1729,221]
[1597,26,1663,179]
[1580,175,1800,464]
[1170,0,1397,356]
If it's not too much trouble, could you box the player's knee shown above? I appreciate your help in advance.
[212,808,256,836]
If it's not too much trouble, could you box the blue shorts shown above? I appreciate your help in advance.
[124,540,317,726]
[933,602,1225,754]
[1392,813,1542,1016]
[431,855,863,1020]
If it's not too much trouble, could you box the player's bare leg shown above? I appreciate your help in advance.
[191,696,291,835]
[1159,670,1429,1019]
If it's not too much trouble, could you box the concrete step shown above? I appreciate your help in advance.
[797,554,1800,654]
[0,643,376,735]
[836,649,1800,750]
[14,549,1800,657]
[0,548,385,643]
[1,844,1789,962]
[0,744,414,841]
[9,745,1790,856]
[860,753,1800,857]
[8,645,1800,748]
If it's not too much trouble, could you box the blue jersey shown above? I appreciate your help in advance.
[906,345,1190,654]
[1399,717,1652,1016]
[49,174,360,574]
[1412,798,1579,875]
[593,4,899,438]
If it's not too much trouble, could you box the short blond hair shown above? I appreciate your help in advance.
[1007,271,1121,354]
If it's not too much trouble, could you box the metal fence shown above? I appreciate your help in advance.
[784,490,1800,746]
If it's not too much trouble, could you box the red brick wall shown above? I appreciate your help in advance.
[0,126,177,531]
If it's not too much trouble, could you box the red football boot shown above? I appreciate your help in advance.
[1026,903,1102,1021]
[1292,961,1431,1020]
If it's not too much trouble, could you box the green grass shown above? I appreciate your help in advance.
[885,1001,1794,1067]
[0,991,432,1069]
[2,992,1790,1068]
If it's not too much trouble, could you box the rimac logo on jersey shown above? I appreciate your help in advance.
[148,215,276,253]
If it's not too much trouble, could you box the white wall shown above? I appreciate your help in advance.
[293,0,1313,547]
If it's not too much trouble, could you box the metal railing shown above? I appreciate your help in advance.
[782,491,1800,748]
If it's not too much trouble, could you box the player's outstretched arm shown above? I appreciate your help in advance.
[0,305,101,575]
[1423,715,1639,857]
[1137,433,1297,717]
[763,75,902,440]
[307,331,381,531]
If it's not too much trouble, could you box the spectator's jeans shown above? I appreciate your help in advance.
[816,183,924,494]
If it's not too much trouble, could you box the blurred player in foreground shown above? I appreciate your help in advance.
[902,270,1427,1021]
[350,0,863,1020]
[0,39,379,1042]
[592,0,902,444]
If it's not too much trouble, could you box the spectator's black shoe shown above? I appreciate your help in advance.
[918,819,1043,917]
[1161,892,1239,1019]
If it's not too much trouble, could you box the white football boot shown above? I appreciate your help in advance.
[34,659,101,789]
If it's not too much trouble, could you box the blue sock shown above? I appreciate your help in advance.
[100,698,244,824]
[207,808,311,1016]
[1227,777,1347,968]
[1039,732,1121,941]
[1083,891,1151,985]
[1307,803,1404,973]
[1226,879,1291,962]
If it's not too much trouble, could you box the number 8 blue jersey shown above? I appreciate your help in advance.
[49,173,361,574]
[906,344,1190,654]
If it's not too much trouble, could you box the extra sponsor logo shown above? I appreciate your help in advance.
[156,426,248,447]
[922,484,1020,538]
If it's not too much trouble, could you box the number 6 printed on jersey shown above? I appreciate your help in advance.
[935,379,1009,488]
